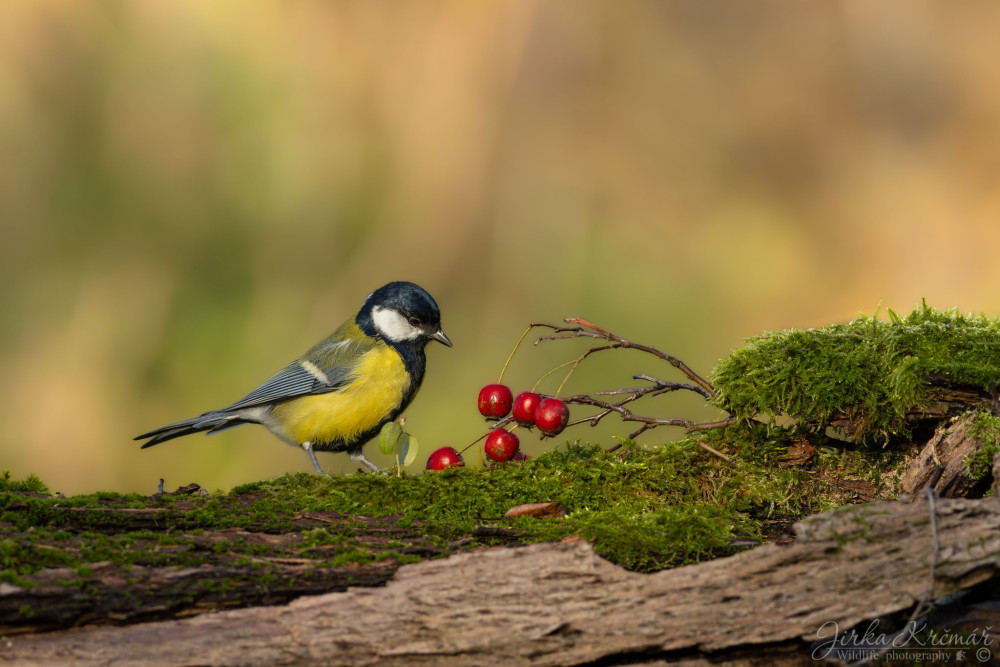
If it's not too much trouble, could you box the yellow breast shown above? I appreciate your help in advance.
[269,346,410,446]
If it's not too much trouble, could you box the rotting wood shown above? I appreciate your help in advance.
[0,503,487,634]
[5,495,1000,666]
[899,412,993,500]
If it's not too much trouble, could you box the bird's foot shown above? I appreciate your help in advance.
[301,442,328,475]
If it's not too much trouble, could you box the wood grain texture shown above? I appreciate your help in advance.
[899,412,993,500]
[5,496,999,666]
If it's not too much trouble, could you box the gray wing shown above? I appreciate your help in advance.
[221,339,362,412]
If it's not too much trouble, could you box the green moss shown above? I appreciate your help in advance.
[328,547,377,567]
[0,470,49,494]
[965,411,1000,481]
[92,490,147,503]
[211,540,235,554]
[711,302,1000,442]
[0,535,77,574]
[9,434,837,584]
[231,441,819,572]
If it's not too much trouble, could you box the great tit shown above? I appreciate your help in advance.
[135,281,451,474]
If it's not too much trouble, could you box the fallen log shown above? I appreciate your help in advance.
[899,411,996,500]
[0,502,475,634]
[5,494,1000,666]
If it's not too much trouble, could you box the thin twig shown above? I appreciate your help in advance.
[598,377,710,400]
[532,319,716,396]
[555,345,618,396]
[521,320,735,440]
[693,440,732,463]
[457,416,513,455]
[557,393,696,430]
[685,416,741,433]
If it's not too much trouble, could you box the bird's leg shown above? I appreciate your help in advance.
[349,449,382,473]
[301,441,327,475]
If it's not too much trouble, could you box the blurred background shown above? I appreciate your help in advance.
[3,1,1000,495]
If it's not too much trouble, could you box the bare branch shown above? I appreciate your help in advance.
[521,320,737,443]
[531,319,716,396]
[557,394,696,431]
[684,416,741,433]
[632,374,714,400]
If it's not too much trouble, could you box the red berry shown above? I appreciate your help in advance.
[426,447,465,470]
[484,429,520,462]
[535,398,569,436]
[512,392,542,426]
[478,384,513,418]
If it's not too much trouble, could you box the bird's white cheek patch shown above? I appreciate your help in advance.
[372,306,421,342]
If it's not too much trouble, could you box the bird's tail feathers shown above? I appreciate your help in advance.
[135,412,251,448]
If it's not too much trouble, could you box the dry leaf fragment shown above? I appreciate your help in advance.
[504,502,567,519]
[779,438,816,468]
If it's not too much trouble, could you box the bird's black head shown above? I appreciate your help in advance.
[359,281,452,348]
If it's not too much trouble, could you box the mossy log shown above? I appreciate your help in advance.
[711,304,1000,441]
[6,493,1000,666]
[899,411,995,500]
[0,496,491,635]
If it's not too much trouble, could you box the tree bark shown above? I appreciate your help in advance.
[0,501,478,634]
[5,495,1000,666]
[899,412,994,500]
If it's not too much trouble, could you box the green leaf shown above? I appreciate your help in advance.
[378,421,403,456]
[398,434,419,467]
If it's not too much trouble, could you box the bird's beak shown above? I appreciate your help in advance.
[431,329,453,347]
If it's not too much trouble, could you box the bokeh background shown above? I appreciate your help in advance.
[3,1,1000,495]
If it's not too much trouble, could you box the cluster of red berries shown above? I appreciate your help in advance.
[478,384,569,462]
[425,384,570,471]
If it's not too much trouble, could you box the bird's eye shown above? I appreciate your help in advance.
[407,316,421,327]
